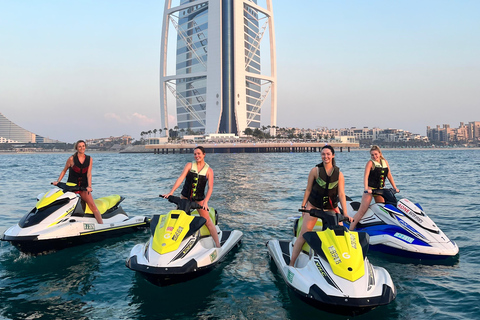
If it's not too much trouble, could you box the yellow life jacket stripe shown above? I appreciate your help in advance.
[315,178,338,189]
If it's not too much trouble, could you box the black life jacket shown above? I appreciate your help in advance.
[67,154,91,188]
[368,159,389,189]
[308,163,340,210]
[181,162,209,201]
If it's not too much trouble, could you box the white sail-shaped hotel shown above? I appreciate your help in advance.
[160,0,276,135]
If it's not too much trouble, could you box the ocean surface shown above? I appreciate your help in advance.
[0,149,479,320]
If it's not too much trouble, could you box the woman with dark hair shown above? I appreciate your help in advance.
[289,145,351,267]
[349,145,399,230]
[163,146,220,248]
[52,140,103,224]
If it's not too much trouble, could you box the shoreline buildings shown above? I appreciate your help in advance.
[427,122,480,144]
[160,0,277,136]
[0,112,58,144]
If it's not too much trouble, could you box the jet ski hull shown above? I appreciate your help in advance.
[267,239,396,316]
[2,217,149,255]
[366,238,459,260]
[126,229,242,286]
[346,199,459,260]
[291,282,395,316]
[126,254,217,286]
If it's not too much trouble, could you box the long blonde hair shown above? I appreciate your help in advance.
[370,145,385,161]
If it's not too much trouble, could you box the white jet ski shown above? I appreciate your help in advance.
[267,209,396,316]
[1,182,149,255]
[125,195,243,286]
[345,188,459,260]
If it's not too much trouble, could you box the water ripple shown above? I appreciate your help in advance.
[1,150,479,319]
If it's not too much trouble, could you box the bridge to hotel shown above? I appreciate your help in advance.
[145,142,359,154]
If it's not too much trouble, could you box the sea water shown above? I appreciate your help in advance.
[0,149,479,320]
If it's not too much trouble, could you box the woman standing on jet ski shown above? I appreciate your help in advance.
[289,145,352,267]
[163,146,221,248]
[52,140,103,224]
[349,145,399,230]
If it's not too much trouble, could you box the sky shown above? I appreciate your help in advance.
[1,0,479,143]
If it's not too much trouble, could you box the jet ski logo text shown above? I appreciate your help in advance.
[209,250,217,262]
[349,234,357,249]
[172,227,184,241]
[328,246,342,264]
[83,223,95,230]
[287,270,294,283]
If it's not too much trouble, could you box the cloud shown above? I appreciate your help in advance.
[104,113,125,123]
[104,112,157,125]
[168,114,177,127]
[132,112,156,125]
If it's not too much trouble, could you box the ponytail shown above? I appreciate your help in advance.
[370,145,385,161]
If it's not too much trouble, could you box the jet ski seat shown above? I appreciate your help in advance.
[294,217,324,253]
[191,207,217,237]
[85,195,122,214]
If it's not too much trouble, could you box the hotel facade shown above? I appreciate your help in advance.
[160,0,276,136]
[0,112,38,143]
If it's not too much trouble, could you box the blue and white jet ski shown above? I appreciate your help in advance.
[267,209,396,316]
[126,196,243,286]
[344,188,459,260]
[1,182,149,255]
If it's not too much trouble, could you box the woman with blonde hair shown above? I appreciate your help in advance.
[53,140,103,224]
[349,145,399,230]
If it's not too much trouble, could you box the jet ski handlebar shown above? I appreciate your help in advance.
[160,195,204,213]
[299,208,347,227]
[369,188,399,205]
[369,188,398,195]
[52,182,86,192]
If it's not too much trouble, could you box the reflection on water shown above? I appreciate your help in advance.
[0,246,99,319]
[128,269,222,320]
[0,150,479,319]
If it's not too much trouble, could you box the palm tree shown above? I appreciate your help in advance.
[153,129,157,137]
[253,128,264,139]
[158,128,163,136]
[244,127,254,137]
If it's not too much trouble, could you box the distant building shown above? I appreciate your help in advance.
[0,112,58,143]
[146,137,169,145]
[427,122,479,143]
[340,126,428,144]
[340,127,381,141]
[85,135,133,146]
[467,121,480,142]
[160,0,277,136]
[205,133,239,141]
